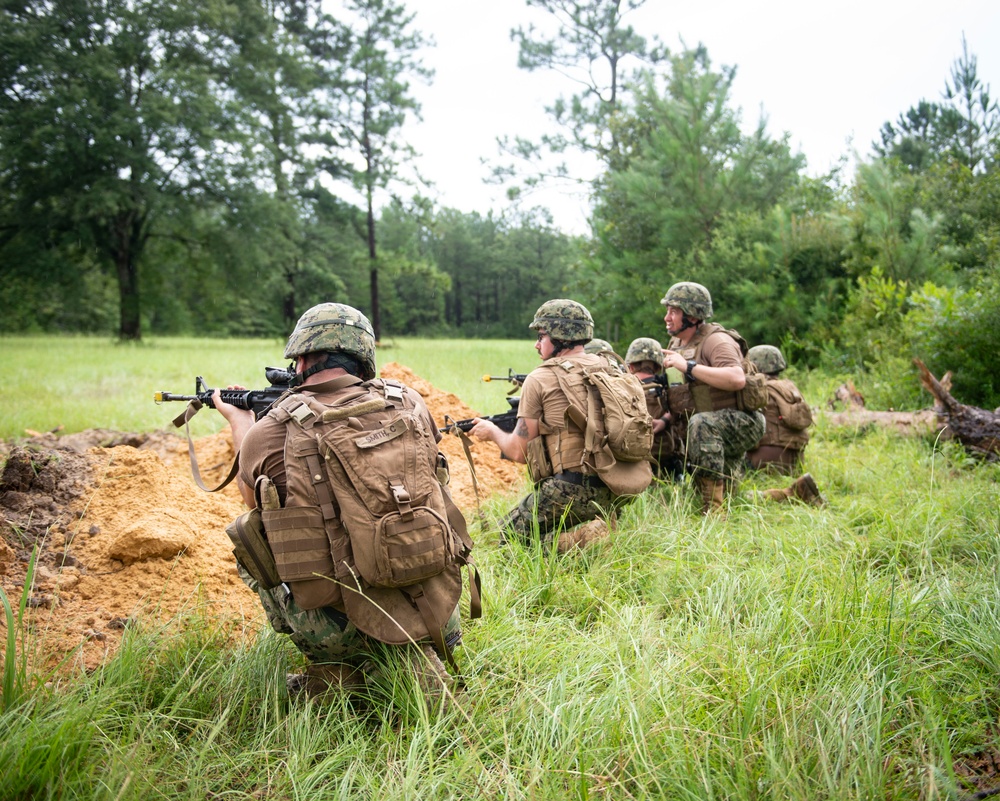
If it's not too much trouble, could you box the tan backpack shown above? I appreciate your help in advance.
[768,379,814,431]
[545,361,654,495]
[265,379,480,663]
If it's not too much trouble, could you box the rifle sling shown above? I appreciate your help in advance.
[175,399,239,493]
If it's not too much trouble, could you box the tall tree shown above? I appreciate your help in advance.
[332,0,431,341]
[493,0,665,200]
[873,36,998,174]
[0,0,275,340]
[582,47,805,342]
[943,34,998,173]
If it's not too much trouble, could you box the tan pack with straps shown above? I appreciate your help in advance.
[544,360,654,496]
[265,379,481,663]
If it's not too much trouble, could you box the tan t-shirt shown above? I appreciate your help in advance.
[518,352,605,432]
[669,326,743,370]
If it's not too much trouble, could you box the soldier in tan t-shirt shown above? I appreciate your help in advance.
[659,282,766,515]
[469,299,629,552]
[213,303,464,702]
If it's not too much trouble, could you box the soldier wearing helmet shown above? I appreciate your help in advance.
[659,283,766,514]
[469,299,644,552]
[625,337,684,480]
[745,345,817,481]
[584,338,627,372]
[212,302,464,701]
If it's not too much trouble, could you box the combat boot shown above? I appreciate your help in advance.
[756,473,827,507]
[790,473,826,506]
[406,644,456,711]
[556,518,611,553]
[696,476,726,516]
[286,662,365,700]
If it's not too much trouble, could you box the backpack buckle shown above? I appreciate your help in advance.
[390,482,413,519]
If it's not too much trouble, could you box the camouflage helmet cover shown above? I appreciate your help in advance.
[584,338,615,355]
[659,282,713,319]
[625,337,665,369]
[529,299,594,341]
[746,344,787,374]
[283,302,377,380]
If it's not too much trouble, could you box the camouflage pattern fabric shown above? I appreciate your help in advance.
[584,338,616,355]
[283,302,377,379]
[659,282,713,319]
[500,475,619,547]
[238,563,461,663]
[686,409,766,481]
[746,344,787,374]
[529,298,594,341]
[625,337,665,368]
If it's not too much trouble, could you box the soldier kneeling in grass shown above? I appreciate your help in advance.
[469,299,652,553]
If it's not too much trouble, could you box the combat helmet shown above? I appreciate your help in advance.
[659,282,713,319]
[746,344,787,375]
[529,299,594,342]
[625,337,665,370]
[584,338,615,355]
[284,302,377,380]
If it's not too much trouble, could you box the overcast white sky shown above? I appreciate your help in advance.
[400,0,1000,235]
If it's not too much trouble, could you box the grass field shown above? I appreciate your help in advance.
[0,335,535,440]
[3,336,1000,799]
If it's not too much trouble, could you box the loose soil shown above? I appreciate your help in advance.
[0,363,524,673]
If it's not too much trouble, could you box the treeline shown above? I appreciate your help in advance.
[2,1,998,409]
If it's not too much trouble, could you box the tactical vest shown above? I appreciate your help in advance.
[531,358,590,476]
[668,323,744,413]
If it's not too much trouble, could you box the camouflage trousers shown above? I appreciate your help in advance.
[501,474,621,547]
[686,409,766,481]
[237,564,461,663]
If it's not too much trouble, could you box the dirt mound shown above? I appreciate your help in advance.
[0,365,525,672]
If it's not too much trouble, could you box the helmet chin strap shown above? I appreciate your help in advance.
[671,315,698,336]
[288,352,359,388]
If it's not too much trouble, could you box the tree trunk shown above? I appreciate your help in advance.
[113,213,142,341]
[366,187,380,342]
[823,366,1000,461]
[914,359,1000,459]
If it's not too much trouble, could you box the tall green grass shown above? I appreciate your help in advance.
[3,336,1000,798]
[0,335,535,440]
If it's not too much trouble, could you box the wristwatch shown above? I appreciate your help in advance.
[685,360,697,381]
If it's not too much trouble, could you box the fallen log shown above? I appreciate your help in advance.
[914,359,1000,460]
[824,377,948,436]
[822,406,946,437]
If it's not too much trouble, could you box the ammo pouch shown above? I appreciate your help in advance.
[225,508,281,590]
[667,383,694,415]
[525,435,553,483]
[262,505,345,610]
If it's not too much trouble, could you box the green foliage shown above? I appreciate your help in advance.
[495,0,666,192]
[1,550,36,711]
[583,47,806,347]
[874,35,999,174]
[426,207,578,339]
[907,274,1000,409]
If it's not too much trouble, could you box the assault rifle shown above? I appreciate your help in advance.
[440,396,520,435]
[481,368,528,389]
[154,366,294,422]
[643,374,672,398]
[154,366,295,493]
